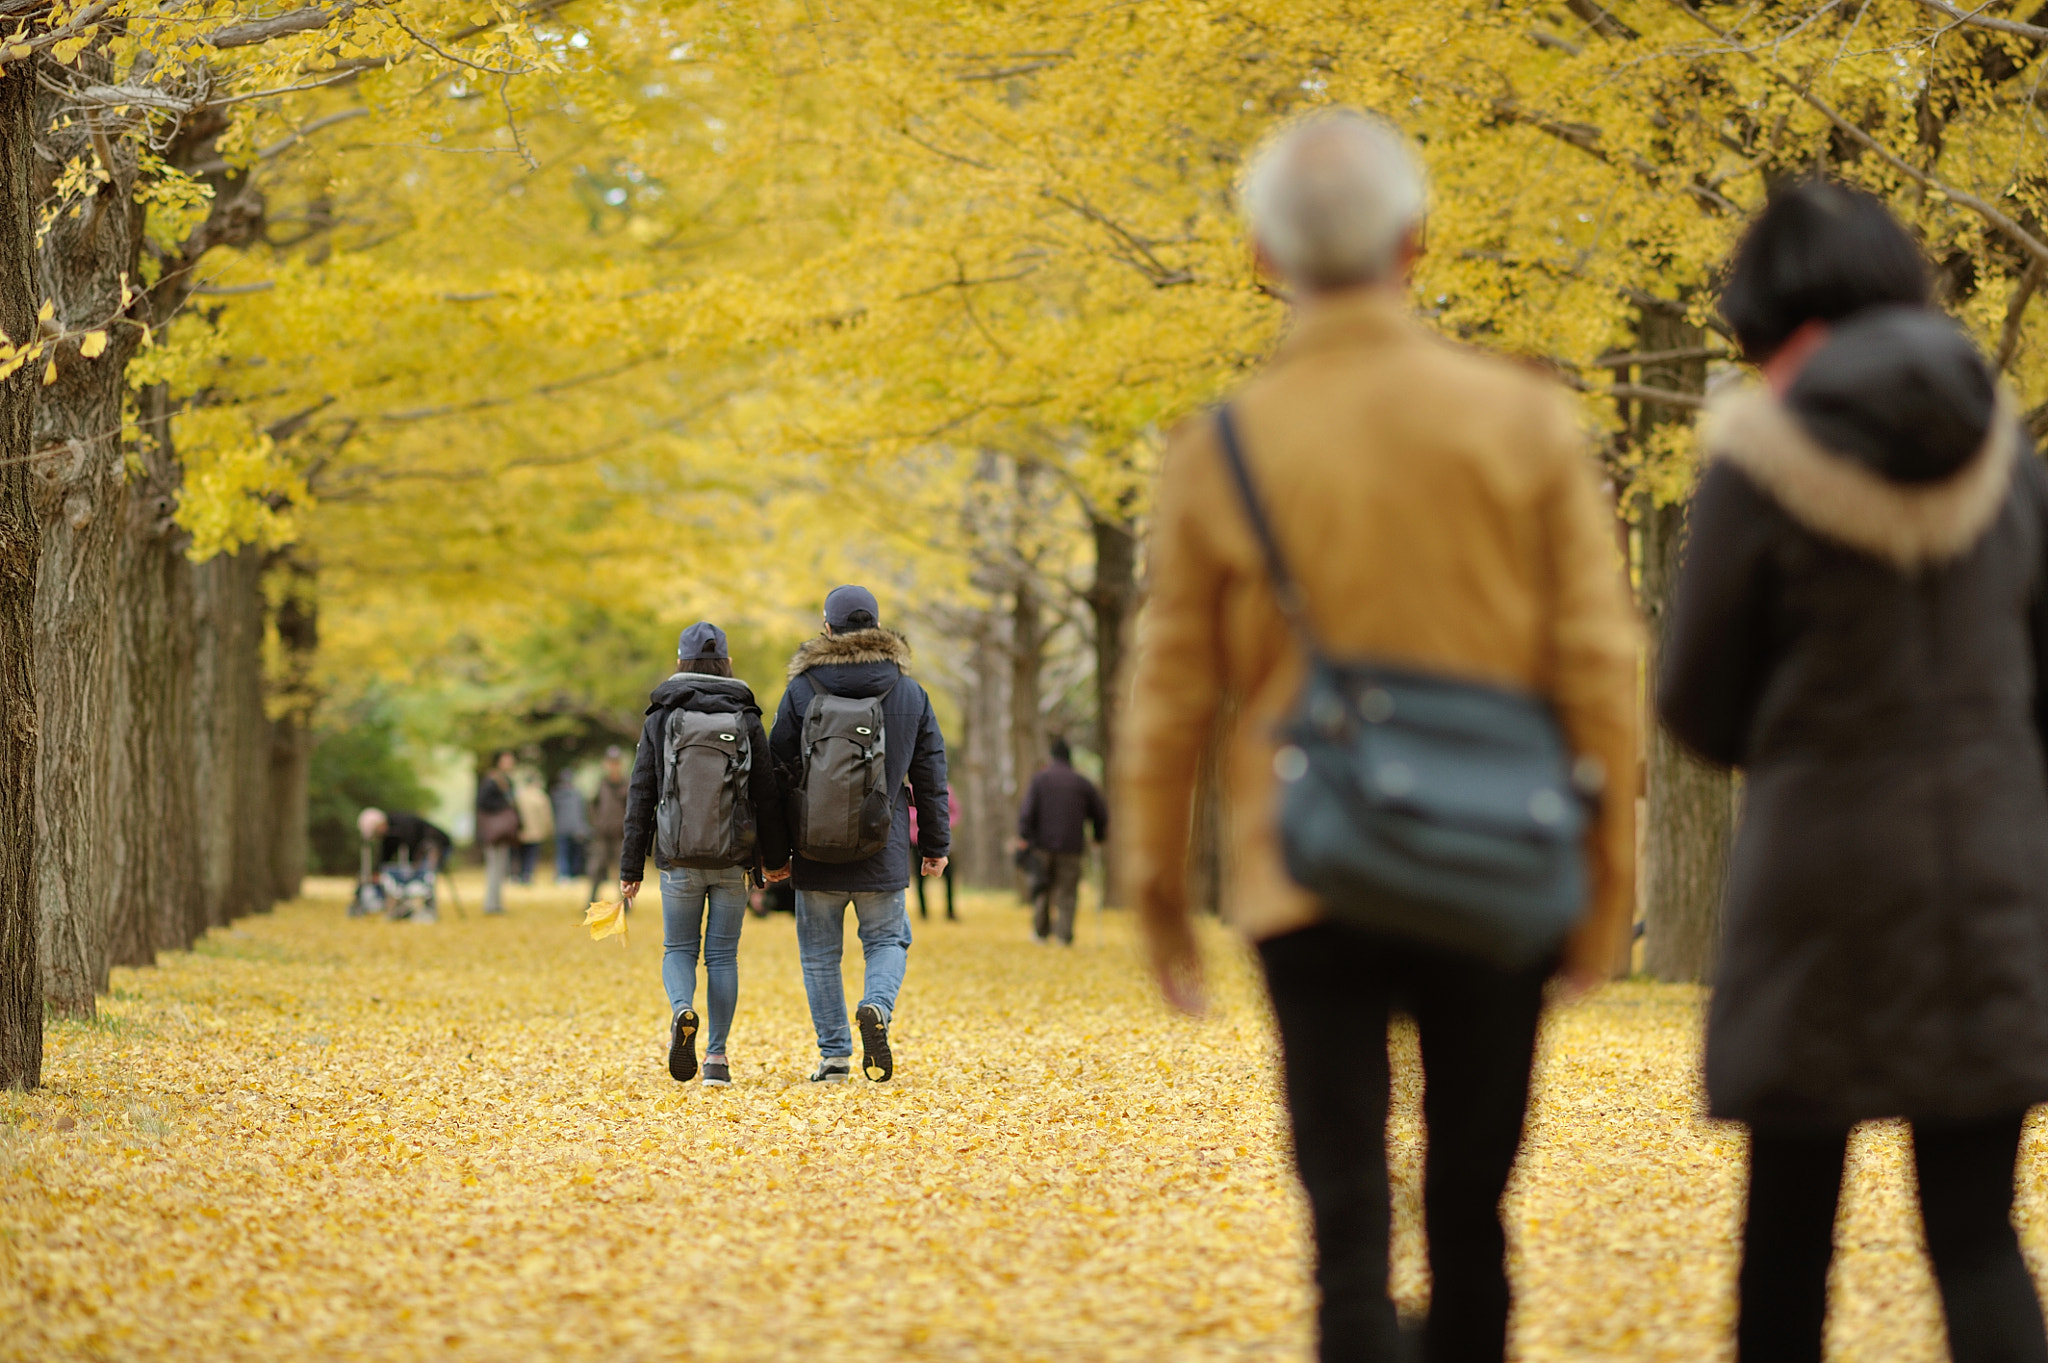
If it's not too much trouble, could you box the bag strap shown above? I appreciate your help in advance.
[1215,404,1321,653]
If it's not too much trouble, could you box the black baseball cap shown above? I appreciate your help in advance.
[824,585,880,631]
[677,621,729,660]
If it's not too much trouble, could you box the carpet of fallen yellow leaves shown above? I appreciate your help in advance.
[3,877,2046,1361]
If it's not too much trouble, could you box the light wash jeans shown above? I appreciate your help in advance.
[796,889,910,1059]
[661,867,749,1056]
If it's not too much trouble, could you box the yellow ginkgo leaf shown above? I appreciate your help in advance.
[41,357,57,385]
[79,330,106,358]
[583,899,627,943]
[36,299,53,323]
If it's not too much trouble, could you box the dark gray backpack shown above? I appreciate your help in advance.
[655,707,758,870]
[794,686,892,863]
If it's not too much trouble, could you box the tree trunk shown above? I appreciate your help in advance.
[28,64,149,1014]
[0,63,43,1087]
[1088,509,1137,905]
[1633,308,1733,982]
[105,384,202,965]
[266,552,318,901]
[193,549,276,924]
[955,610,1012,887]
[1010,565,1045,827]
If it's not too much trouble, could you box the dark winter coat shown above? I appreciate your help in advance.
[1018,760,1108,855]
[590,776,628,844]
[769,629,951,894]
[1659,306,2048,1130]
[380,812,452,869]
[620,673,789,883]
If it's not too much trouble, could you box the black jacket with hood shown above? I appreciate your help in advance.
[620,673,788,883]
[1660,306,2048,1129]
[769,628,951,894]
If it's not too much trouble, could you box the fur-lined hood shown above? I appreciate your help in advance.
[786,628,913,680]
[1703,308,2019,572]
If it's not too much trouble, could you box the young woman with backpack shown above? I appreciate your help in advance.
[618,622,790,1087]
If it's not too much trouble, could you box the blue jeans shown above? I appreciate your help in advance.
[796,889,910,1059]
[660,867,749,1056]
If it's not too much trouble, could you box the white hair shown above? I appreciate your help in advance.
[1241,109,1426,292]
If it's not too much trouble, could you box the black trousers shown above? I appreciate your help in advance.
[1257,923,1550,1363]
[1032,852,1084,942]
[1741,1111,2047,1363]
[913,862,955,920]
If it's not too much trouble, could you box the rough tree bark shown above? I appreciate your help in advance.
[0,63,44,1088]
[105,384,202,965]
[1087,507,1137,904]
[954,610,1012,887]
[1010,564,1046,824]
[28,62,150,1015]
[192,549,277,925]
[1634,308,1734,983]
[266,551,318,900]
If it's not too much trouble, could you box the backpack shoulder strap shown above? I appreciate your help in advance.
[1215,403,1321,654]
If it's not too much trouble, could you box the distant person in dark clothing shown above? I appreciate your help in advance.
[587,746,629,907]
[476,750,521,915]
[1016,737,1107,945]
[910,785,960,922]
[357,808,453,872]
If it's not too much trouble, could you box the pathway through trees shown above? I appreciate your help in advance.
[0,883,2037,1360]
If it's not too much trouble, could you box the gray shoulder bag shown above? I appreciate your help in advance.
[1214,404,1592,967]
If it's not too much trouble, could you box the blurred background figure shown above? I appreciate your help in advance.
[910,784,960,922]
[1015,737,1106,945]
[1660,181,2048,1363]
[587,745,629,907]
[1119,109,1638,1363]
[551,766,589,882]
[476,750,521,915]
[513,766,554,884]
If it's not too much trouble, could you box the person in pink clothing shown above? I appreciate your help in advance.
[908,786,960,921]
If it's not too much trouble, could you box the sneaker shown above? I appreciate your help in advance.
[809,1057,850,1083]
[701,1059,731,1088]
[856,1003,893,1083]
[668,1009,699,1083]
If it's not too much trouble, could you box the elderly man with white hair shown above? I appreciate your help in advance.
[1118,110,1639,1360]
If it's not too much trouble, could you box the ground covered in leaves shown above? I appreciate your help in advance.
[3,878,2046,1360]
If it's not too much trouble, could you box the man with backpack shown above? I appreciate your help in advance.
[769,586,951,1084]
[620,622,790,1087]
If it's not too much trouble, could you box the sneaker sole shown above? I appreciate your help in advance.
[701,1075,731,1088]
[668,1010,699,1083]
[857,1006,893,1083]
[810,1069,850,1084]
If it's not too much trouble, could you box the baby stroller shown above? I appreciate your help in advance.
[347,841,441,923]
[380,861,439,923]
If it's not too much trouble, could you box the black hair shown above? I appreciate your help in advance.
[492,748,516,765]
[1049,736,1072,764]
[1718,180,1929,362]
[679,657,734,677]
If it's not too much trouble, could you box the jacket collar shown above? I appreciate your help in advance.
[1704,384,2020,571]
[1273,288,1419,363]
[786,628,914,680]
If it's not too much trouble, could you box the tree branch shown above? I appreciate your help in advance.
[1908,0,2048,44]
[1998,257,2045,370]
[206,2,356,50]
[1672,1,2048,270]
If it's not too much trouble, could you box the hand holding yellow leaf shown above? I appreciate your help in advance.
[583,897,628,943]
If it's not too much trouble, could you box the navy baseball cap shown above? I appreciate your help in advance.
[823,585,880,631]
[677,621,728,660]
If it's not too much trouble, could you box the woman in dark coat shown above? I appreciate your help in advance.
[1660,181,2048,1362]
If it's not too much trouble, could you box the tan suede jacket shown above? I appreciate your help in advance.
[1118,291,1641,979]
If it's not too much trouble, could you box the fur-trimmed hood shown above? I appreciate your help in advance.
[786,627,913,681]
[1703,307,2019,572]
